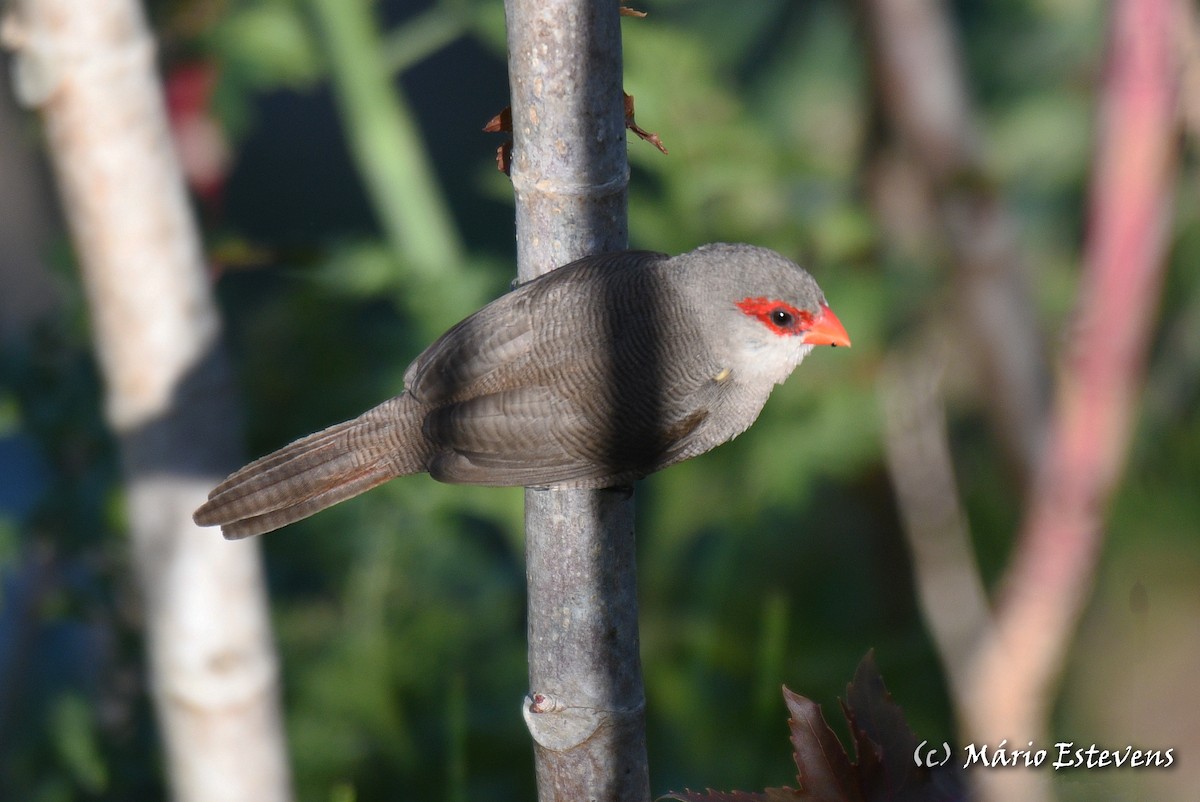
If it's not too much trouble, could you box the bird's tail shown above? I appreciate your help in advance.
[193,395,427,539]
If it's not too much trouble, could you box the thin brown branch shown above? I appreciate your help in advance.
[1176,0,1200,143]
[860,0,1051,482]
[880,338,991,712]
[964,1,1179,800]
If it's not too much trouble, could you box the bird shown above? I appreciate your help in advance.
[193,243,850,539]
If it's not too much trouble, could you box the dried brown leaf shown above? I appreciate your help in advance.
[624,92,669,155]
[482,106,512,134]
[483,106,513,174]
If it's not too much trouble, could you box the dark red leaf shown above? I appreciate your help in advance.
[783,687,864,802]
[841,652,962,802]
[664,655,961,802]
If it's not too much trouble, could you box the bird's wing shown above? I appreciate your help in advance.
[422,385,600,486]
[402,304,535,406]
[405,249,724,488]
[403,251,669,405]
[422,383,713,488]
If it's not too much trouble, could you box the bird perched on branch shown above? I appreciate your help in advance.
[194,244,850,539]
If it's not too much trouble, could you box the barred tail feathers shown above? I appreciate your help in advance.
[193,395,427,539]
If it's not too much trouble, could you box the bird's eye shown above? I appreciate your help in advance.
[770,308,794,328]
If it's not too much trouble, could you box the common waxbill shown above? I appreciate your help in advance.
[194,243,850,539]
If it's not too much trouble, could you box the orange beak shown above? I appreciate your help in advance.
[801,304,851,347]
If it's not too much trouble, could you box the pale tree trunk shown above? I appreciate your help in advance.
[2,2,293,801]
[503,1,650,800]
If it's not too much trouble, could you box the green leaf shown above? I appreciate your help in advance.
[216,1,322,88]
[51,694,107,793]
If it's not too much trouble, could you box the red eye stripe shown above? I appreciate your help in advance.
[735,297,813,336]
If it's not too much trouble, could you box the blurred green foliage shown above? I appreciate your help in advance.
[2,0,1198,800]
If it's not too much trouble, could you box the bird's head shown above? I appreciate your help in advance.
[682,244,850,387]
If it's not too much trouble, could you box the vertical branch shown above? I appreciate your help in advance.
[503,1,648,801]
[505,0,629,273]
[963,1,1179,800]
[2,2,292,801]
[880,341,991,712]
[860,0,1051,481]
